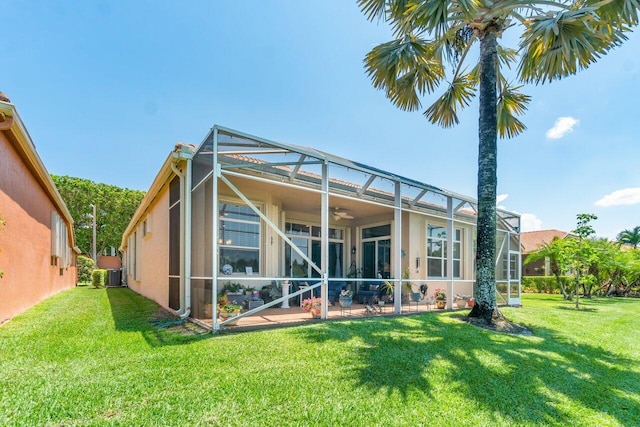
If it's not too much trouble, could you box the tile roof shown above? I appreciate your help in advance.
[520,229,571,253]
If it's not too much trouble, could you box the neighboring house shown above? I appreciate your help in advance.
[120,126,522,330]
[97,255,121,270]
[521,230,571,276]
[0,96,79,324]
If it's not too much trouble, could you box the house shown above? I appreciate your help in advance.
[521,229,572,276]
[120,126,522,330]
[0,96,79,324]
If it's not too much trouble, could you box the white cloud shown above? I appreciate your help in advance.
[546,116,579,139]
[496,194,509,204]
[500,204,543,232]
[520,213,543,232]
[595,187,640,207]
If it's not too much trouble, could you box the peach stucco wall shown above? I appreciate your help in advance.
[125,184,170,308]
[0,132,76,324]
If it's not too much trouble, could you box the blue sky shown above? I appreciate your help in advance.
[3,1,639,239]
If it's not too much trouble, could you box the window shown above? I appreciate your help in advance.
[427,225,461,278]
[50,211,69,268]
[219,202,260,274]
[130,231,140,281]
[143,215,152,237]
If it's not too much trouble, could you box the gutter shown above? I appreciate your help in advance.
[0,101,77,247]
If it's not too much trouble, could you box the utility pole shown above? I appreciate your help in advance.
[91,203,97,262]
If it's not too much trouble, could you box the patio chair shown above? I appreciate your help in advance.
[409,284,428,311]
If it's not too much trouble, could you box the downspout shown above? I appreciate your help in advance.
[170,162,186,317]
[172,144,195,320]
[183,146,194,320]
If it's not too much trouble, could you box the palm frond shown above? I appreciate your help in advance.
[364,35,445,111]
[358,0,391,21]
[587,0,640,28]
[497,84,531,139]
[424,74,476,127]
[497,45,518,69]
[518,8,628,84]
[402,0,452,38]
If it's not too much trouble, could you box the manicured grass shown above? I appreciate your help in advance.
[1,289,638,426]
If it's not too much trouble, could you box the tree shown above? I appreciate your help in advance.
[51,175,145,259]
[77,255,95,284]
[609,249,640,296]
[566,213,599,308]
[617,226,640,248]
[359,0,637,322]
[524,237,572,300]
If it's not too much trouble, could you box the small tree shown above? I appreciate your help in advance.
[609,249,640,296]
[77,255,95,284]
[568,214,599,309]
[524,237,573,300]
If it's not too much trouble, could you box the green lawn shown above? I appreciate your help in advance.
[1,288,638,426]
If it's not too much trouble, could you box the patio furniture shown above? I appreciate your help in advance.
[357,282,379,304]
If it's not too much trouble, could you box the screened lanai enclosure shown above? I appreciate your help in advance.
[174,126,521,331]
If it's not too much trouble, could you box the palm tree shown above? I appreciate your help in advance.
[358,0,637,323]
[617,226,640,248]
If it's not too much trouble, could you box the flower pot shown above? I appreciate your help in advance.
[467,299,475,307]
[456,300,466,309]
[436,300,446,309]
[203,303,213,318]
[309,306,321,318]
[339,296,353,308]
[219,311,240,326]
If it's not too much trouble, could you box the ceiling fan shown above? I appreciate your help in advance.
[332,207,354,221]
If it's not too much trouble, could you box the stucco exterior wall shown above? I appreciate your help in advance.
[124,183,170,308]
[0,131,76,323]
[97,255,121,270]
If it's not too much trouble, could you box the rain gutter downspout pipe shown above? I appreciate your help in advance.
[171,144,195,320]
[170,161,186,318]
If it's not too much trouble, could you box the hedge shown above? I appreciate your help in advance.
[91,269,108,288]
[521,276,573,294]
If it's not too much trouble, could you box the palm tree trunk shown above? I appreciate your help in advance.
[469,28,503,322]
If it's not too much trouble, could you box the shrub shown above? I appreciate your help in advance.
[77,256,95,284]
[521,276,573,294]
[91,269,108,288]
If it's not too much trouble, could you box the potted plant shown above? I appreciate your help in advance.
[301,296,322,318]
[402,268,413,302]
[380,280,394,304]
[453,293,470,309]
[222,281,243,295]
[203,301,214,318]
[434,288,446,309]
[218,302,242,325]
[338,289,353,308]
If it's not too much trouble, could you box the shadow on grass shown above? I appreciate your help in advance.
[106,287,210,347]
[557,306,598,312]
[291,311,639,425]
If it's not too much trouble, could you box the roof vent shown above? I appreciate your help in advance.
[0,92,10,102]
